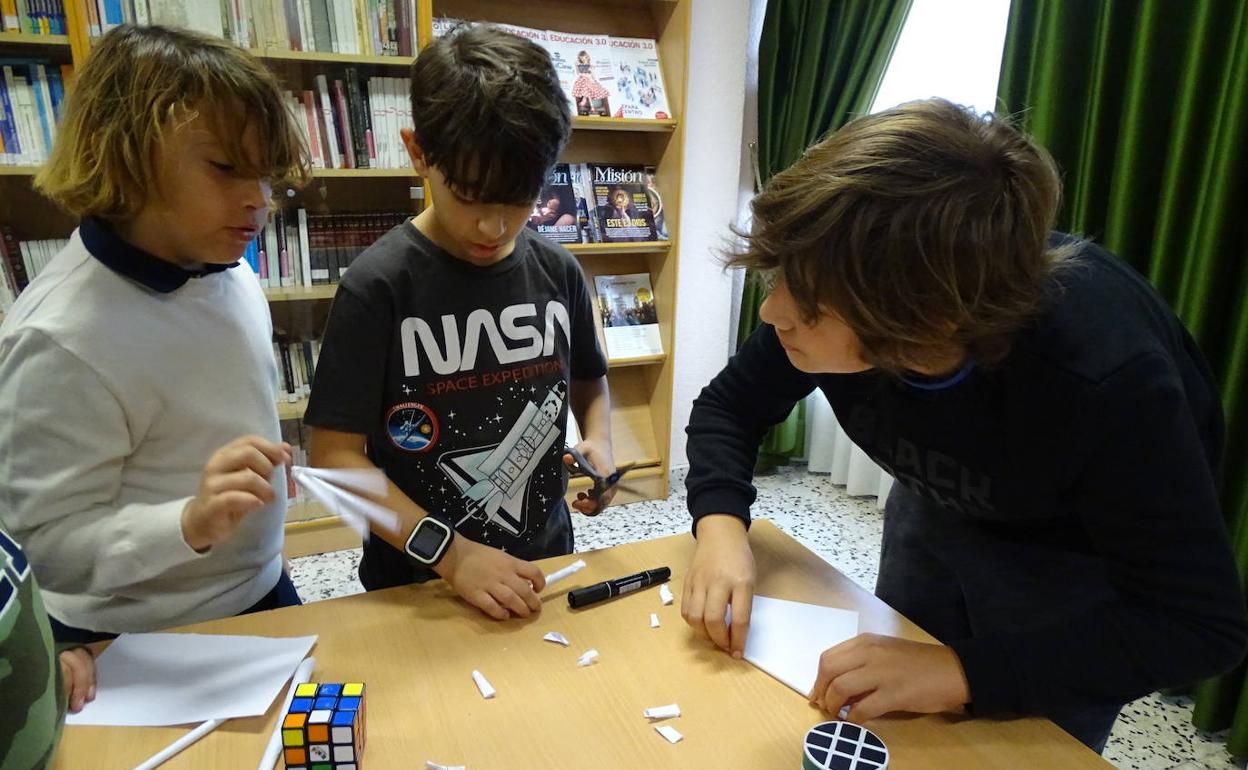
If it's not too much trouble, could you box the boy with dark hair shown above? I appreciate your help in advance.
[306,25,613,621]
[681,98,1247,752]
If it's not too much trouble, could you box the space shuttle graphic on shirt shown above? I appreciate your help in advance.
[437,381,566,536]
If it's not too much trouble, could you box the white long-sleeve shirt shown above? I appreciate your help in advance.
[0,224,286,633]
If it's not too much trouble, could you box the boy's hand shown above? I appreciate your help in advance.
[434,537,545,620]
[563,440,616,515]
[682,514,755,658]
[808,634,971,722]
[182,436,292,552]
[59,646,96,713]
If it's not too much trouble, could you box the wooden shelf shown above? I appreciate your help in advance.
[607,353,666,368]
[277,397,309,421]
[312,167,414,178]
[566,241,671,256]
[0,31,70,48]
[255,48,414,67]
[571,114,678,131]
[265,284,338,302]
[573,116,677,133]
[0,165,41,176]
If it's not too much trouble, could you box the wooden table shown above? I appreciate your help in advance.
[52,520,1114,769]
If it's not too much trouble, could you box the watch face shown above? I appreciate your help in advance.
[409,520,448,560]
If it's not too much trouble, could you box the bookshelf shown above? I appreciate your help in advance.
[2,0,689,558]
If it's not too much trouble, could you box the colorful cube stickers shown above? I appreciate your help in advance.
[283,682,367,770]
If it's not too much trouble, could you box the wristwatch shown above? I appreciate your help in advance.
[404,516,454,567]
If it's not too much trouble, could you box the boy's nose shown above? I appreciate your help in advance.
[478,214,506,239]
[243,178,271,209]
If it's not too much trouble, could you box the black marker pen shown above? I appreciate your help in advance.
[567,567,672,609]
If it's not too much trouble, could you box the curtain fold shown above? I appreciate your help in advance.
[998,0,1248,751]
[747,0,912,468]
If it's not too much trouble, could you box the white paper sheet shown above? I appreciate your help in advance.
[739,596,859,697]
[66,633,317,726]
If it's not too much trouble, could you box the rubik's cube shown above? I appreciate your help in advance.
[283,682,367,770]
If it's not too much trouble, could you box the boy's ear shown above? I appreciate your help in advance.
[400,128,429,176]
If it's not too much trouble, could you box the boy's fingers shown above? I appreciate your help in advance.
[491,585,532,619]
[702,585,733,651]
[729,583,753,658]
[681,585,709,639]
[516,561,545,593]
[472,591,509,621]
[506,575,542,614]
[213,469,275,505]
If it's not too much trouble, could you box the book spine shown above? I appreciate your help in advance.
[344,67,369,168]
[297,207,312,288]
[331,79,354,169]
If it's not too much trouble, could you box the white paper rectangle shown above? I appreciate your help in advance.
[659,584,674,605]
[650,613,660,628]
[66,633,317,726]
[655,724,683,744]
[643,703,680,720]
[740,596,859,697]
[472,670,496,699]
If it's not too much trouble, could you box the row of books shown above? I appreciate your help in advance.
[0,0,66,34]
[0,59,70,166]
[436,19,670,121]
[81,0,417,57]
[0,229,61,310]
[243,209,410,289]
[273,336,319,403]
[527,163,668,245]
[282,73,410,170]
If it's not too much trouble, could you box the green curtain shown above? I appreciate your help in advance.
[998,0,1248,752]
[747,0,913,469]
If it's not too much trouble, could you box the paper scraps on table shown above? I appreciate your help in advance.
[659,584,674,605]
[543,631,570,647]
[290,465,400,541]
[471,670,496,699]
[576,649,599,667]
[426,762,466,770]
[543,559,587,586]
[655,725,684,744]
[643,703,681,720]
[650,613,660,628]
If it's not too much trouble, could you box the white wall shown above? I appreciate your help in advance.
[668,0,752,467]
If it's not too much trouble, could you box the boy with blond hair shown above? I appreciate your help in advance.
[0,25,311,653]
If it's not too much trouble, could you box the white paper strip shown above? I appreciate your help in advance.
[294,465,388,497]
[426,762,466,770]
[576,649,599,667]
[655,725,684,744]
[650,613,660,628]
[544,559,587,586]
[659,584,674,605]
[543,632,570,647]
[471,670,496,699]
[643,703,680,720]
[292,468,401,537]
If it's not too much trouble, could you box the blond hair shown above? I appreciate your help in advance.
[36,24,310,219]
[731,98,1077,372]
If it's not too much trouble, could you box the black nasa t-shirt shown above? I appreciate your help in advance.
[304,222,607,589]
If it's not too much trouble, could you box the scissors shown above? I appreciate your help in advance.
[563,444,642,504]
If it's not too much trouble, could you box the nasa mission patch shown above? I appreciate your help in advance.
[385,402,440,452]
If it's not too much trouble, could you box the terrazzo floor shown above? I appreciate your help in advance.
[288,465,1243,770]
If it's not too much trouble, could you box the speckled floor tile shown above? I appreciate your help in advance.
[288,463,1238,769]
